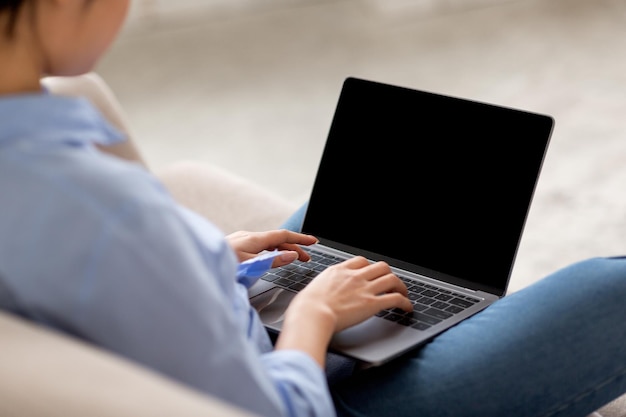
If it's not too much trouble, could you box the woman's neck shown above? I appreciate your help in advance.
[0,64,42,95]
[0,21,44,95]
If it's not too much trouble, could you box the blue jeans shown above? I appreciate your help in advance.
[282,203,626,417]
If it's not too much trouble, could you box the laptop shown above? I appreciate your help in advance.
[248,76,554,366]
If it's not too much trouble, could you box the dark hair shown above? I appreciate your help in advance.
[1,0,26,39]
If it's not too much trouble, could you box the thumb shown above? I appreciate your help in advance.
[272,250,299,268]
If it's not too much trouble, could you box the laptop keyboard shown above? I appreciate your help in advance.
[260,248,480,331]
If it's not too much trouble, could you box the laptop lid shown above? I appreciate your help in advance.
[301,77,554,297]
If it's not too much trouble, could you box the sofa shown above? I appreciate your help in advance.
[1,73,624,417]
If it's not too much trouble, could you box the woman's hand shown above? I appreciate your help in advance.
[275,256,412,367]
[226,229,318,268]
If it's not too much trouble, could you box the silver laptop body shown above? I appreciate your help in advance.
[249,77,554,366]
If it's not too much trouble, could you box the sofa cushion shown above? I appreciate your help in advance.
[156,160,299,235]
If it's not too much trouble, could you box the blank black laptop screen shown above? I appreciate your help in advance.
[302,77,554,296]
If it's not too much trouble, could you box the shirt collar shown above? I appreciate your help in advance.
[0,91,125,147]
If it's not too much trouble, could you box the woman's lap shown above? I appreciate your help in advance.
[331,257,626,417]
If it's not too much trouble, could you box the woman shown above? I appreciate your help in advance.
[1,1,625,416]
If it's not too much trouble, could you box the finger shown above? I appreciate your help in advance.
[358,260,393,281]
[368,273,409,297]
[225,230,249,240]
[274,242,313,262]
[339,256,371,269]
[376,292,413,313]
[262,230,318,262]
[270,251,299,268]
[263,229,319,248]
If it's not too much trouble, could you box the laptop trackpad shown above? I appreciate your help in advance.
[250,287,296,329]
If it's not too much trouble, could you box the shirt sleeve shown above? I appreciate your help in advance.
[70,196,336,417]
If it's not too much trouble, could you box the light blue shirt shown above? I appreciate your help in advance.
[0,92,334,417]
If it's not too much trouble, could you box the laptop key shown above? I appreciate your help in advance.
[275,278,295,288]
[412,303,428,312]
[414,313,442,325]
[408,292,421,301]
[431,301,450,310]
[424,308,453,320]
[398,317,417,326]
[412,322,432,331]
[416,296,436,305]
[449,298,475,308]
[293,266,312,274]
[446,305,464,314]
[383,313,404,322]
[261,273,280,282]
[275,269,295,278]
[435,293,453,301]
[289,282,307,292]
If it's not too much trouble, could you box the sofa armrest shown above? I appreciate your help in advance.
[41,73,148,168]
[0,311,258,417]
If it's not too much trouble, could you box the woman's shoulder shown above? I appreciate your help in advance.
[6,143,174,223]
[61,151,174,216]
